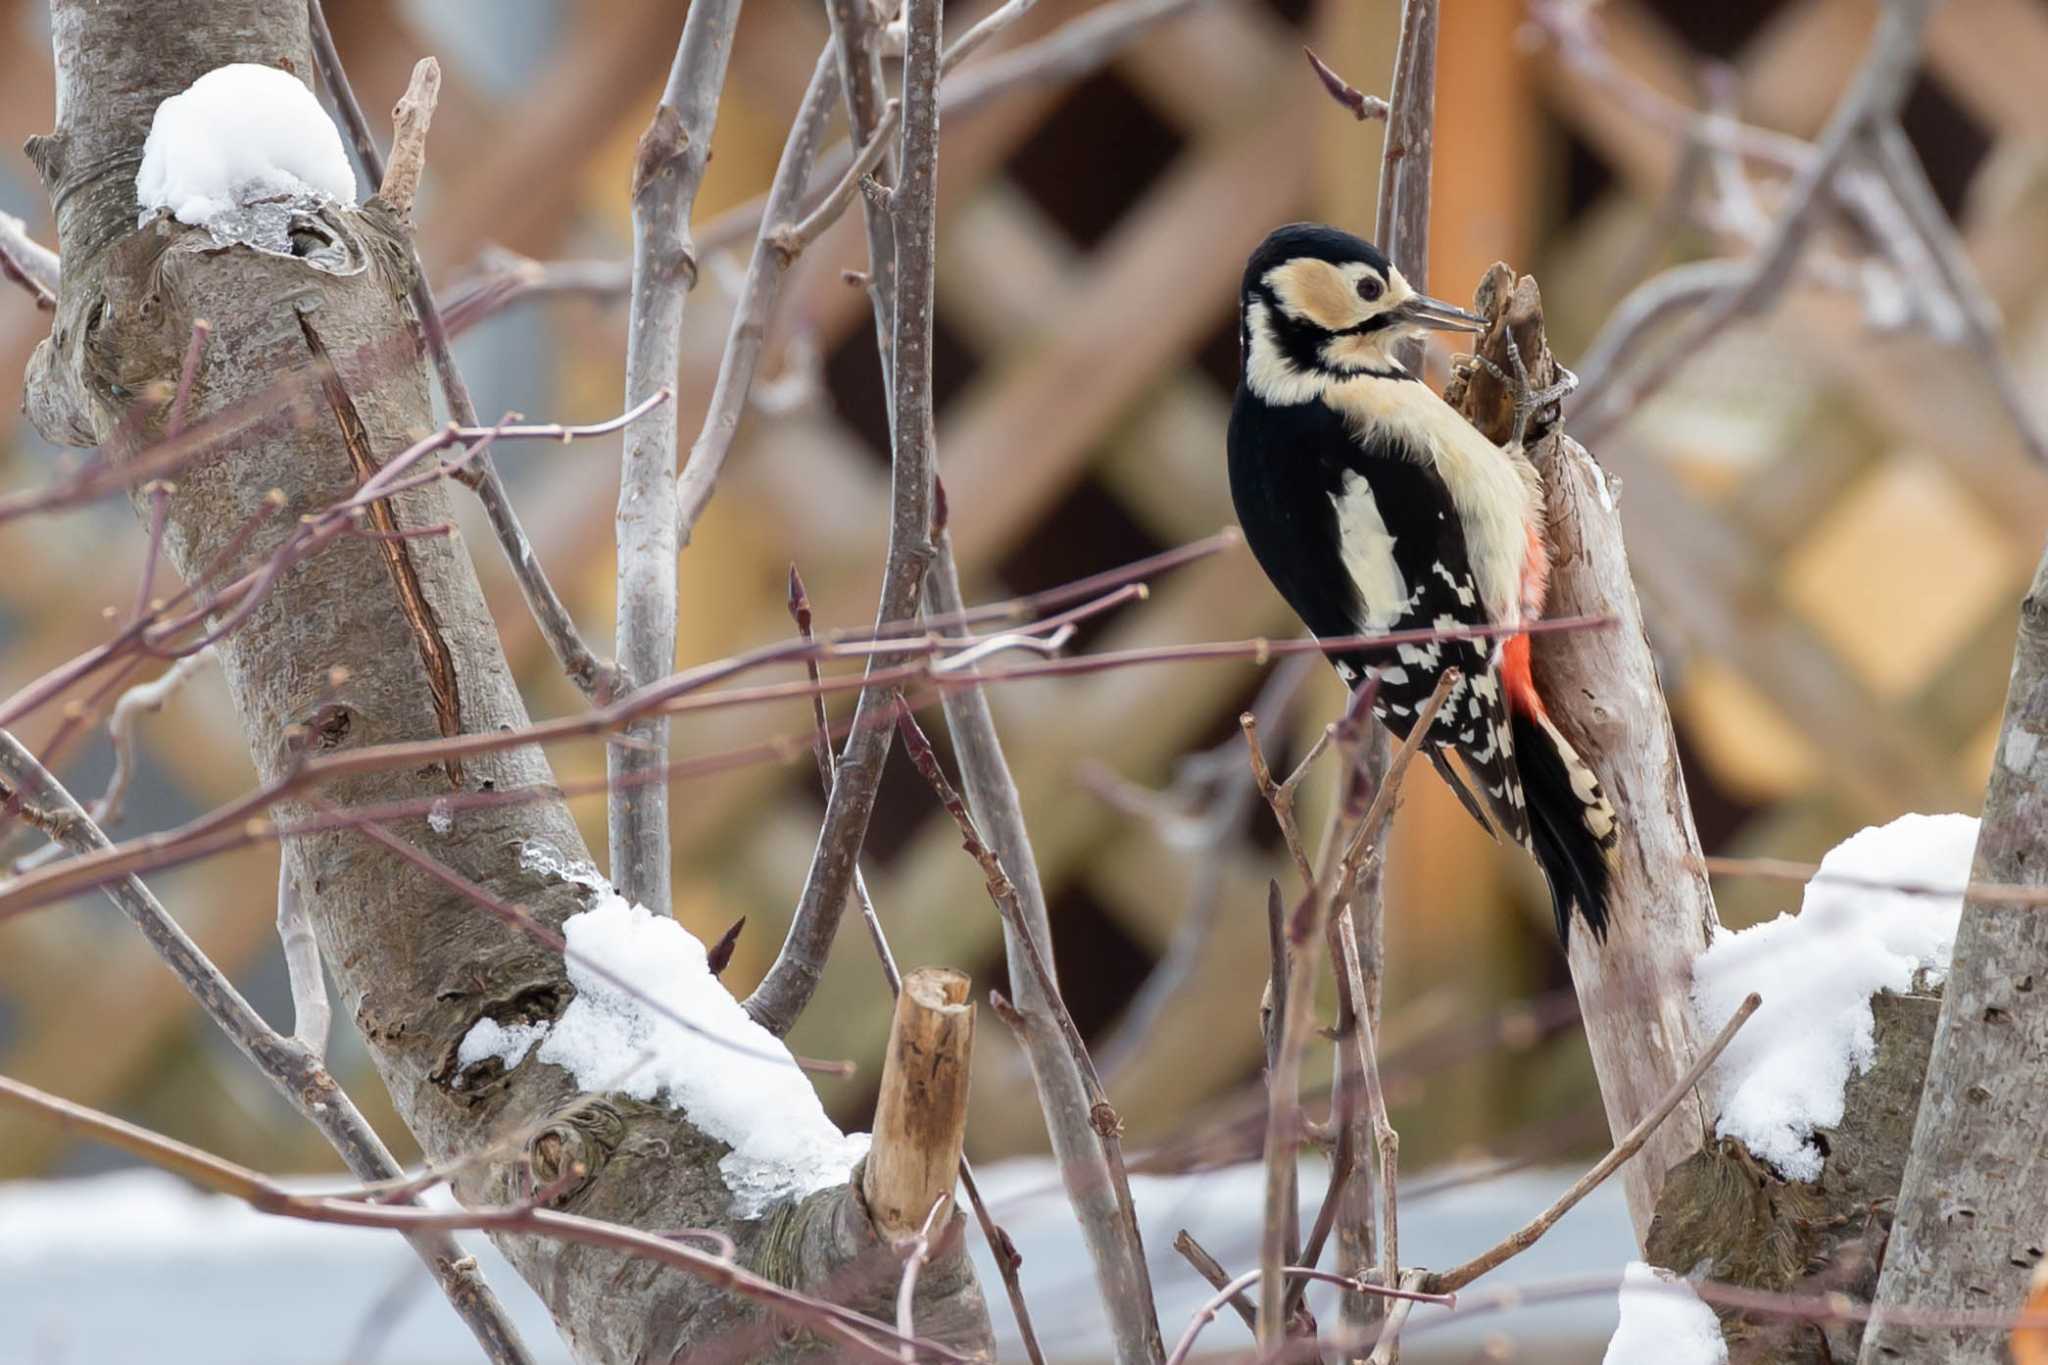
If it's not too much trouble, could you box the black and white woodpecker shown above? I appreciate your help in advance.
[1227,222,1617,941]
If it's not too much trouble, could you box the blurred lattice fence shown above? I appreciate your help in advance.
[1,0,2042,1185]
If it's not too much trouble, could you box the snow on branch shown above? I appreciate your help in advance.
[136,64,356,228]
[456,853,869,1218]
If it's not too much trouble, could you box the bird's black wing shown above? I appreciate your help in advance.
[1227,385,1531,848]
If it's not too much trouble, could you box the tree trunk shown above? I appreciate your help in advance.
[1448,267,1720,1240]
[22,3,989,1360]
[1858,540,2048,1364]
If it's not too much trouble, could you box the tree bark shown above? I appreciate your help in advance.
[1858,540,2048,1364]
[21,3,988,1360]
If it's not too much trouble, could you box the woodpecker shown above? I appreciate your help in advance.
[1227,223,1616,941]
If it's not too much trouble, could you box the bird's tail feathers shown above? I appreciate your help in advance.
[1509,705,1616,942]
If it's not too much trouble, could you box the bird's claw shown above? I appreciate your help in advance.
[1470,330,1579,449]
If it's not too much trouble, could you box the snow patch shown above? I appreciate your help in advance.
[1693,812,1976,1181]
[458,857,867,1216]
[455,1018,546,1079]
[1604,1262,1726,1364]
[136,64,356,228]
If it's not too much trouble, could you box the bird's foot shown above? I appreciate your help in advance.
[1470,328,1579,449]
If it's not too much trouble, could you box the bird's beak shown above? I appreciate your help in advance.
[1397,294,1487,333]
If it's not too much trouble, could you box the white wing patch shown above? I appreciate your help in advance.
[1331,471,1406,630]
[1323,372,1539,632]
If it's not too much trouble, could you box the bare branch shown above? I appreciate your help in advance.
[1862,119,2048,468]
[772,98,903,264]
[676,46,843,541]
[1174,1229,1258,1331]
[1364,1270,1434,1365]
[610,0,745,915]
[746,0,946,1039]
[1257,671,1455,1346]
[1168,1266,1451,1365]
[1568,0,1936,438]
[924,534,1167,1363]
[895,706,1164,1363]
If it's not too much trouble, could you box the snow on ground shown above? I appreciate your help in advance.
[1603,1262,1727,1364]
[135,64,356,227]
[0,1160,1632,1364]
[458,850,868,1217]
[1693,812,1977,1181]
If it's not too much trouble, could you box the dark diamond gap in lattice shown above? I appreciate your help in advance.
[1003,66,1185,252]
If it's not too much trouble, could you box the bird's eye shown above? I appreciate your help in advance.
[1357,275,1384,303]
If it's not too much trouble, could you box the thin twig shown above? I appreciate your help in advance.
[1168,1266,1452,1365]
[1241,712,1320,893]
[1258,672,1455,1346]
[0,619,1611,923]
[788,568,1049,1365]
[894,1196,954,1364]
[434,0,1224,344]
[1422,991,1763,1294]
[926,532,1165,1362]
[0,733,536,1365]
[772,99,901,264]
[1701,854,2048,907]
[1863,118,2048,468]
[1363,1270,1434,1365]
[1302,47,1390,122]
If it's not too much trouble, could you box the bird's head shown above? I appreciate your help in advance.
[1239,223,1483,392]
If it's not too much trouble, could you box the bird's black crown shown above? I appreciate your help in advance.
[1239,223,1393,302]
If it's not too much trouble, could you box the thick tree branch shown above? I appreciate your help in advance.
[676,45,841,542]
[610,0,744,916]
[307,3,610,699]
[746,0,945,1040]
[924,533,1168,1365]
